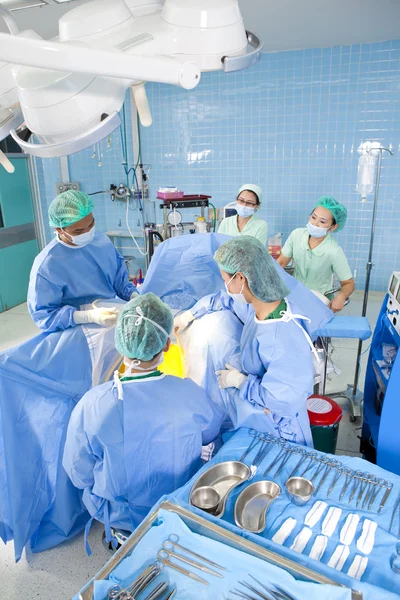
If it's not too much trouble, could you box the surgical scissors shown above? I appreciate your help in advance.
[157,549,223,578]
[154,557,209,586]
[162,533,227,570]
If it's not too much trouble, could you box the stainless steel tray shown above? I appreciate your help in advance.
[189,460,250,517]
[234,480,281,533]
[76,501,362,600]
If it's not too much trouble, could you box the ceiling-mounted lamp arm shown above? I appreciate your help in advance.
[0,33,201,89]
[0,4,19,35]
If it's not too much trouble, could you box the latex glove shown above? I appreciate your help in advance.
[216,364,248,389]
[174,310,194,333]
[74,307,118,327]
[130,291,140,299]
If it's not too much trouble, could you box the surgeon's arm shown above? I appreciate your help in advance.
[201,394,227,446]
[112,246,138,300]
[192,290,250,321]
[28,272,78,332]
[63,402,96,490]
[240,345,313,419]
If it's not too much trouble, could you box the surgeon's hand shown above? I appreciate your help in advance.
[216,364,248,389]
[74,307,119,327]
[130,291,140,299]
[174,310,194,334]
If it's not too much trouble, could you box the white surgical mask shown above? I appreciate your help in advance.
[306,221,329,238]
[123,353,164,374]
[63,226,96,247]
[236,203,255,218]
[225,272,248,304]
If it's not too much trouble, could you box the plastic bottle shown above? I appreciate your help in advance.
[195,217,208,234]
[268,233,282,260]
[356,153,376,202]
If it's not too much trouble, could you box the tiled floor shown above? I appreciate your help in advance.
[0,291,385,599]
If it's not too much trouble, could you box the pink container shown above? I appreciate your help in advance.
[157,191,184,200]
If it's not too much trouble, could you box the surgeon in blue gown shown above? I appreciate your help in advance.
[28,190,138,332]
[63,293,225,542]
[175,236,317,447]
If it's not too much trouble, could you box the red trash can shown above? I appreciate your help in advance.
[307,395,343,454]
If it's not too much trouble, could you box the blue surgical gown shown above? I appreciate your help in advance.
[192,293,314,446]
[28,233,136,332]
[63,374,225,531]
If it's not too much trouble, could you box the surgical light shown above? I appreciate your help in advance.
[0,0,262,158]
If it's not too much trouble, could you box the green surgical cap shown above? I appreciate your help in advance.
[215,236,290,302]
[237,183,263,205]
[115,293,173,361]
[48,190,94,228]
[315,196,347,231]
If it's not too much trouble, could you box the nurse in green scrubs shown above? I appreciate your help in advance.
[218,184,268,245]
[277,197,354,312]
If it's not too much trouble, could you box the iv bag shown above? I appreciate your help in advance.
[356,154,376,200]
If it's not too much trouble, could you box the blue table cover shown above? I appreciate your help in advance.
[315,316,372,340]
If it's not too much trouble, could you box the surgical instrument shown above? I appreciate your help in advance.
[154,557,209,586]
[107,563,162,600]
[163,590,177,600]
[162,534,227,570]
[379,482,393,513]
[164,588,176,600]
[239,430,261,463]
[157,549,223,578]
[142,582,169,600]
[390,543,400,574]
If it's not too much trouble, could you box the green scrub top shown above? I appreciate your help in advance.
[218,215,268,245]
[281,227,352,295]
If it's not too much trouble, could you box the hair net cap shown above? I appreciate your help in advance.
[115,293,173,361]
[215,236,290,302]
[48,190,94,228]
[315,196,347,231]
[237,183,263,205]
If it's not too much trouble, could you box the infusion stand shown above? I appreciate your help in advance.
[348,146,394,420]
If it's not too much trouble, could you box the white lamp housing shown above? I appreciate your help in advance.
[0,0,262,157]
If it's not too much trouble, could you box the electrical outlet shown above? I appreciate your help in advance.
[56,182,80,195]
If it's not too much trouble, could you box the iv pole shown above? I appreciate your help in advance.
[350,146,394,418]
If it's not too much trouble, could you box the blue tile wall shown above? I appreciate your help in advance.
[37,40,400,291]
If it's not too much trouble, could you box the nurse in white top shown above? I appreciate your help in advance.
[218,184,268,245]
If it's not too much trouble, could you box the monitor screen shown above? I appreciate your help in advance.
[390,274,398,296]
[396,283,400,304]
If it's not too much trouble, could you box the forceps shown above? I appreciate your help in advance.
[162,533,227,570]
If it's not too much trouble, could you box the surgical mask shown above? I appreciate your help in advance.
[236,203,255,218]
[225,273,247,304]
[63,225,96,247]
[306,221,329,238]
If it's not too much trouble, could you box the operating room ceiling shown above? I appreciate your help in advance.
[0,0,399,49]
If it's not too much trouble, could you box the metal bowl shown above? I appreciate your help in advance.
[234,480,281,533]
[190,486,221,514]
[285,477,314,506]
[189,461,250,518]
